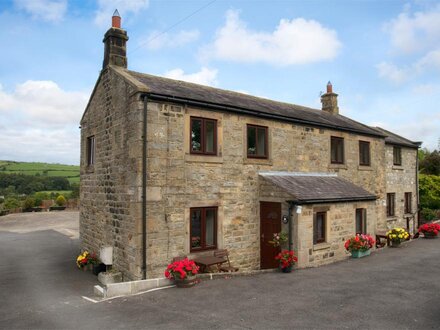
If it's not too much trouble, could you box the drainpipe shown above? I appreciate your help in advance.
[287,202,294,252]
[416,148,420,228]
[141,95,148,280]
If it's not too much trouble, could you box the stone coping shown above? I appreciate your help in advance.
[95,269,279,299]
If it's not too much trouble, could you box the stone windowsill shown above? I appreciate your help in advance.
[392,165,404,171]
[243,157,273,166]
[185,154,223,164]
[313,242,331,251]
[328,163,348,170]
[358,165,373,171]
[386,217,398,222]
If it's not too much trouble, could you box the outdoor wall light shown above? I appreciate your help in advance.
[282,215,289,224]
[296,206,302,214]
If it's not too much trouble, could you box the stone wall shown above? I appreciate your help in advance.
[144,102,386,278]
[80,68,144,280]
[384,144,418,232]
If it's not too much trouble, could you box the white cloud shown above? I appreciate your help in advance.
[202,10,341,66]
[162,67,218,86]
[0,81,88,164]
[94,0,149,27]
[143,30,200,50]
[376,62,411,84]
[14,0,67,22]
[385,4,440,54]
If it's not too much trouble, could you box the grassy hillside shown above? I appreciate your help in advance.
[0,161,79,184]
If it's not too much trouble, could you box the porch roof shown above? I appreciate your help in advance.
[259,172,377,205]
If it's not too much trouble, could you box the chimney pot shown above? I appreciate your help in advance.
[326,81,332,93]
[112,9,121,28]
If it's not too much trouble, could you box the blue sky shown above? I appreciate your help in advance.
[0,0,439,165]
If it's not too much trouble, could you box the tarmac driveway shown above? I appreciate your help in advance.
[1,212,439,329]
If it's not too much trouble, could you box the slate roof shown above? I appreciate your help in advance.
[125,70,385,138]
[260,172,377,204]
[372,127,421,149]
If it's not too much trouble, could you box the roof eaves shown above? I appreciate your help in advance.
[287,196,377,205]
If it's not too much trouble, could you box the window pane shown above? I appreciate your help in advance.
[331,137,343,163]
[257,128,266,156]
[205,209,215,247]
[247,126,256,155]
[191,119,202,152]
[205,121,215,153]
[191,210,202,248]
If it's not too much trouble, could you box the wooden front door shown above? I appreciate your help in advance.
[260,201,281,269]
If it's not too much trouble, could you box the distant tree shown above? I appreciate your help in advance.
[22,197,36,210]
[420,150,440,175]
[418,148,429,162]
[419,174,440,210]
[70,183,79,199]
[4,197,20,210]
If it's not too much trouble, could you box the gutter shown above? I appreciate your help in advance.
[287,196,377,205]
[141,95,148,280]
[287,202,294,252]
[145,93,385,139]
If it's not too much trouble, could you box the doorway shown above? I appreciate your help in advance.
[260,201,281,269]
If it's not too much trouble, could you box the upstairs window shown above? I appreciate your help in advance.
[331,137,344,164]
[404,192,412,214]
[87,136,95,166]
[313,212,326,244]
[393,146,402,166]
[355,208,367,234]
[247,124,268,158]
[190,117,217,155]
[190,207,217,252]
[359,141,371,166]
[387,193,395,217]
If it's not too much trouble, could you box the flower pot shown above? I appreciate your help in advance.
[279,265,293,273]
[175,275,197,288]
[351,249,371,258]
[423,232,438,239]
[390,240,401,248]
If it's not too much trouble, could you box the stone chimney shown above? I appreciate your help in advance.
[103,9,129,69]
[321,81,339,115]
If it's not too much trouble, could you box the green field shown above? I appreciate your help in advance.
[0,160,80,184]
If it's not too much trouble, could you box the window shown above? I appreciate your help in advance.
[387,193,395,217]
[313,212,326,244]
[359,141,371,166]
[331,137,344,164]
[393,146,402,165]
[87,136,95,166]
[355,208,367,234]
[190,207,217,252]
[404,192,412,214]
[190,117,217,155]
[247,124,268,158]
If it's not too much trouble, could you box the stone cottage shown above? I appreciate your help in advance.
[80,13,421,280]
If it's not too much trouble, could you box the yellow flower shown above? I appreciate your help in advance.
[398,235,402,239]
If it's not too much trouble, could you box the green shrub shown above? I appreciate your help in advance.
[421,208,437,221]
[22,197,36,209]
[4,197,20,210]
[55,195,67,206]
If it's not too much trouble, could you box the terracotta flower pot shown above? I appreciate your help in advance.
[423,232,438,239]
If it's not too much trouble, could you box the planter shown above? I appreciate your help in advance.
[98,271,123,285]
[390,240,401,248]
[92,263,106,276]
[422,232,438,239]
[175,275,197,288]
[279,265,293,273]
[351,249,371,258]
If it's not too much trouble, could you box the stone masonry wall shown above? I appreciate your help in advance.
[145,102,387,278]
[80,68,143,280]
[384,145,418,233]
